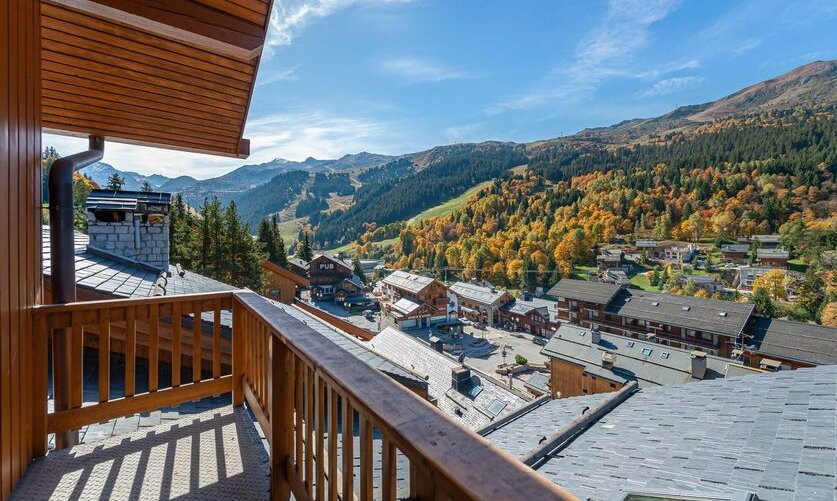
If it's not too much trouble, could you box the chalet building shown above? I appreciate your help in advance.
[720,243,750,263]
[598,268,630,286]
[596,248,624,271]
[756,248,790,268]
[679,274,722,293]
[634,239,658,251]
[381,270,449,330]
[288,256,310,278]
[499,294,557,336]
[744,317,837,370]
[663,243,698,263]
[308,253,362,300]
[751,234,782,248]
[1,4,568,499]
[262,260,310,304]
[737,266,774,290]
[449,281,512,326]
[547,279,754,357]
[541,324,737,398]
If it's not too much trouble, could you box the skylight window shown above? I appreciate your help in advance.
[719,311,728,317]
[651,302,659,306]
[660,352,670,359]
[626,341,635,348]
[579,331,586,336]
[485,399,507,417]
[682,306,690,311]
[641,348,653,356]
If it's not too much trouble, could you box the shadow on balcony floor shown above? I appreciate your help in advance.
[12,406,269,500]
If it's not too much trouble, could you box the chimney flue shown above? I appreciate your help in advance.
[690,350,707,380]
[591,324,601,344]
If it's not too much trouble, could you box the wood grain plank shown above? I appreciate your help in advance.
[98,309,110,402]
[269,335,293,500]
[149,303,159,392]
[172,301,181,387]
[305,365,314,495]
[381,436,396,501]
[193,302,201,383]
[315,374,325,501]
[70,312,83,408]
[341,397,353,501]
[359,414,373,501]
[212,301,221,378]
[327,386,338,501]
[124,306,136,397]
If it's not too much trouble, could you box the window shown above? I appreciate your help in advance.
[641,348,653,356]
[660,352,670,359]
[626,341,635,348]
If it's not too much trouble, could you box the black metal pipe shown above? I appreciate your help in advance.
[48,135,104,449]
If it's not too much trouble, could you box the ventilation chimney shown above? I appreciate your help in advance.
[86,190,171,271]
[451,366,472,392]
[601,351,615,369]
[430,336,444,353]
[522,290,531,301]
[590,324,601,344]
[690,350,707,380]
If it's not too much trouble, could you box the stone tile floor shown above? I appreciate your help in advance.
[13,404,269,501]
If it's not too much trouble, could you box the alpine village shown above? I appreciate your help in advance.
[1,1,836,501]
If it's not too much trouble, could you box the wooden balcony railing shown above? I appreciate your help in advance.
[33,290,577,501]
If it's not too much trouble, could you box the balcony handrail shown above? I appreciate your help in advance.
[234,291,575,501]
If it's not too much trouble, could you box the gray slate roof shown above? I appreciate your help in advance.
[275,304,427,390]
[382,270,436,294]
[721,244,751,253]
[606,289,754,338]
[546,279,622,304]
[485,366,837,501]
[449,282,508,306]
[42,227,235,299]
[745,317,837,366]
[368,327,528,429]
[542,324,734,387]
[758,248,790,259]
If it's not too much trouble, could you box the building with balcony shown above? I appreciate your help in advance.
[262,260,310,304]
[0,4,571,500]
[499,294,558,337]
[380,270,449,330]
[663,243,698,263]
[449,281,512,326]
[595,248,625,271]
[720,243,751,263]
[756,248,790,268]
[541,324,746,398]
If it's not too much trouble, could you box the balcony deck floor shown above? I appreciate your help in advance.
[12,405,270,500]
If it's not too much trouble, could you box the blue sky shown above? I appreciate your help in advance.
[46,0,837,178]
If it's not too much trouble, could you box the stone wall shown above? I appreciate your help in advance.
[87,211,170,270]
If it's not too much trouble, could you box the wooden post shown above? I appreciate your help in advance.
[231,298,244,407]
[270,335,293,500]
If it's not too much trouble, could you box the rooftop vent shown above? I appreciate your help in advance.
[651,301,659,306]
[601,351,616,369]
[681,306,690,311]
[690,350,707,380]
[590,324,601,344]
[718,312,728,317]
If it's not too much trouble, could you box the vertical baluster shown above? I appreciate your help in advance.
[125,306,136,397]
[97,309,110,403]
[410,460,434,501]
[172,301,181,387]
[294,357,303,474]
[270,335,294,500]
[193,301,201,383]
[327,386,338,501]
[261,324,269,405]
[213,299,221,378]
[315,374,325,501]
[341,397,354,501]
[359,414,373,501]
[258,323,265,405]
[33,313,48,457]
[305,366,314,494]
[381,436,397,501]
[149,303,159,392]
[232,298,244,406]
[70,311,83,409]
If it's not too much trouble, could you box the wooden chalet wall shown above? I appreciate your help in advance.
[0,0,42,498]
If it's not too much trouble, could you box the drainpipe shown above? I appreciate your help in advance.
[49,135,104,449]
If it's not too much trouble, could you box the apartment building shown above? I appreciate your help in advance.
[449,281,512,326]
[380,270,449,329]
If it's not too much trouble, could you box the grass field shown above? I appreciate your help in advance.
[407,179,495,225]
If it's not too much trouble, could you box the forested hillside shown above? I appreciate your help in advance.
[376,112,836,322]
[237,170,310,227]
[309,143,526,248]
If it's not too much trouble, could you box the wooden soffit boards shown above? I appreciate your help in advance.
[41,0,274,158]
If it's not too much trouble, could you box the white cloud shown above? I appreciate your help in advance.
[265,0,413,58]
[443,123,485,144]
[379,57,470,83]
[489,0,683,114]
[42,111,403,179]
[637,76,704,97]
[256,64,301,86]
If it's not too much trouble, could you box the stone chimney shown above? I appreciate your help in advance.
[690,350,707,380]
[86,190,171,271]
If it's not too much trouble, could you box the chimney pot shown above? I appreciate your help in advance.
[690,350,707,380]
[591,324,601,344]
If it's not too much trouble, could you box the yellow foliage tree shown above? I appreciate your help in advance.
[822,302,837,327]
[752,269,788,301]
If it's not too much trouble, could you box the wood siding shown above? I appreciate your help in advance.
[550,359,624,399]
[1,0,42,497]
